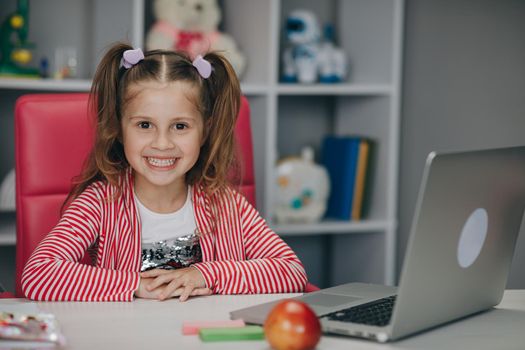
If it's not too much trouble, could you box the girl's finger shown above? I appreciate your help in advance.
[159,279,184,301]
[179,284,195,302]
[147,273,178,291]
[171,287,185,296]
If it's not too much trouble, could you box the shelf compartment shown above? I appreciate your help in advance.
[278,0,398,85]
[274,95,391,221]
[143,0,273,86]
[24,0,141,80]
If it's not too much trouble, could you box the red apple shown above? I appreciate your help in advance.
[264,299,321,350]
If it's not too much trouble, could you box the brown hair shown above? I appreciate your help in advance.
[63,42,241,210]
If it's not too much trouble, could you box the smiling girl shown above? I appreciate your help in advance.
[21,43,307,302]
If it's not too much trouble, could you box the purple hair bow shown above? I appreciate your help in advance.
[192,55,212,79]
[121,48,144,69]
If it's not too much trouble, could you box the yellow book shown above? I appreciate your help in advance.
[351,139,370,220]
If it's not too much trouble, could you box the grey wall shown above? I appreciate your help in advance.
[399,0,525,287]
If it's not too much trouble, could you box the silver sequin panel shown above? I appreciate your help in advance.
[141,231,202,272]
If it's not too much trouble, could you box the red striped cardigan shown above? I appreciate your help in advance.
[21,171,307,301]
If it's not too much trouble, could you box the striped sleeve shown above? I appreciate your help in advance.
[193,191,307,294]
[21,184,140,301]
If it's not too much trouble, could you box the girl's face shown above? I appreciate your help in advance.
[121,80,204,193]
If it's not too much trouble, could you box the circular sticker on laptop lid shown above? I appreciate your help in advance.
[457,208,488,268]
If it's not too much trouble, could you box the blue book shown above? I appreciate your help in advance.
[321,136,361,220]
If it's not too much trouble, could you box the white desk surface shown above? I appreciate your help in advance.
[1,290,524,350]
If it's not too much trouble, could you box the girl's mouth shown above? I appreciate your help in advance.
[145,157,178,169]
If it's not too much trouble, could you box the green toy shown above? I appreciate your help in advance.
[0,0,40,78]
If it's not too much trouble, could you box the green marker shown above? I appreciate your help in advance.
[199,325,265,342]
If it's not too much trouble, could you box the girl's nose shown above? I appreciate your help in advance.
[151,130,174,150]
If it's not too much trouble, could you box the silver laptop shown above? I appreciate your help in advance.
[231,146,525,342]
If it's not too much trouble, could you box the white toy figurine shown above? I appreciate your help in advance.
[318,24,348,83]
[146,0,246,77]
[282,10,347,83]
[274,147,330,224]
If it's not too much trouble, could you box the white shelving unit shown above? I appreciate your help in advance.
[0,0,403,286]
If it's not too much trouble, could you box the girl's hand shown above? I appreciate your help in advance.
[135,277,163,299]
[140,267,210,302]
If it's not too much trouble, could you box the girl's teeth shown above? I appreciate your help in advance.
[147,158,176,166]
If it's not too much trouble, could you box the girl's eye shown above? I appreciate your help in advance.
[138,121,151,129]
[175,123,187,130]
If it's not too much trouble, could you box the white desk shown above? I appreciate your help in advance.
[1,290,524,350]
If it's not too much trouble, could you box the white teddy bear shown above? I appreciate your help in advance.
[146,0,246,77]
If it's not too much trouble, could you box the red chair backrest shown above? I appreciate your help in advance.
[14,93,255,297]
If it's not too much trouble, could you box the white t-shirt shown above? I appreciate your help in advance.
[136,187,197,244]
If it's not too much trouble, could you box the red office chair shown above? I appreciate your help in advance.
[14,93,317,298]
[14,93,255,297]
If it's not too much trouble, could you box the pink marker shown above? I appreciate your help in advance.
[182,319,246,335]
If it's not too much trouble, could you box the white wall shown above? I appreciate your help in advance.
[399,0,525,287]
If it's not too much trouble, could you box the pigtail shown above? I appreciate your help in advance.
[89,42,132,179]
[199,53,242,195]
[90,42,132,124]
[62,43,132,212]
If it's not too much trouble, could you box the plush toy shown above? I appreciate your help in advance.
[274,147,330,224]
[146,0,246,77]
[282,10,347,83]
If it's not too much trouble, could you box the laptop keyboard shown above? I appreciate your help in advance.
[325,295,397,327]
